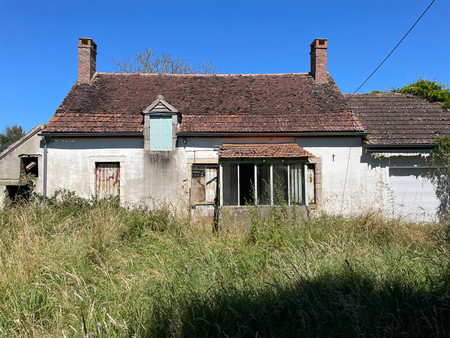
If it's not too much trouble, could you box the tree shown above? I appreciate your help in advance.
[391,78,450,109]
[0,125,25,152]
[113,48,217,74]
[429,138,450,223]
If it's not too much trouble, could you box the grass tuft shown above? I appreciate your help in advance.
[0,198,448,336]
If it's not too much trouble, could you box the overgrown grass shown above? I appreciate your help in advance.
[0,198,449,337]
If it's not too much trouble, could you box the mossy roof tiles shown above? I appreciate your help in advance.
[44,73,364,134]
[345,93,450,145]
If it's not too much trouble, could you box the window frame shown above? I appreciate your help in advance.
[219,159,315,207]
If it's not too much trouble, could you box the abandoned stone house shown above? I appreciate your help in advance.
[0,37,449,222]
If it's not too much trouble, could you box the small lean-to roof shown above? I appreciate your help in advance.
[0,124,46,160]
[43,72,364,135]
[219,143,315,158]
[345,93,450,146]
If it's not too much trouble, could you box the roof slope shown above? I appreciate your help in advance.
[44,73,364,134]
[219,143,314,158]
[345,93,450,146]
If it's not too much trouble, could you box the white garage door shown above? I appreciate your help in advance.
[389,168,439,222]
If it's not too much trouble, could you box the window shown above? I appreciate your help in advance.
[191,165,218,204]
[221,161,315,206]
[20,156,38,178]
[150,116,173,151]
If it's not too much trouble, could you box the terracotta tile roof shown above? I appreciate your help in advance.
[345,93,450,146]
[44,73,364,134]
[46,112,142,133]
[219,143,315,158]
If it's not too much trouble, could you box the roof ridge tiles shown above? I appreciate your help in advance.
[95,72,309,77]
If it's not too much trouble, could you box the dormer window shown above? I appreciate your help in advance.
[143,95,178,151]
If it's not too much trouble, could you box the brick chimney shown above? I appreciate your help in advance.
[78,38,97,83]
[310,38,327,83]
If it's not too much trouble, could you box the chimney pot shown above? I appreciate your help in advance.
[78,37,97,83]
[310,38,328,82]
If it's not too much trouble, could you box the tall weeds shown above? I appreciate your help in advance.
[0,198,448,336]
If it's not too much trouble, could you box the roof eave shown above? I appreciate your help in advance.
[39,132,143,137]
[177,131,366,137]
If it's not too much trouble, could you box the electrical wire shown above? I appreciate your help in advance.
[352,0,436,94]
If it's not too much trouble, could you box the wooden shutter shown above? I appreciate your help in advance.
[191,165,217,204]
[150,116,172,151]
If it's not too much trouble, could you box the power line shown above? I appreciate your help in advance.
[353,0,436,94]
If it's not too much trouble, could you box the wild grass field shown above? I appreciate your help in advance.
[0,197,449,337]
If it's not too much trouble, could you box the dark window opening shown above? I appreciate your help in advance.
[257,164,270,205]
[6,185,31,204]
[239,163,254,205]
[273,163,288,204]
[20,157,38,178]
[222,161,313,206]
[223,163,238,206]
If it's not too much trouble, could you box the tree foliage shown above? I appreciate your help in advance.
[391,78,450,109]
[0,125,25,153]
[113,48,217,74]
[429,138,450,225]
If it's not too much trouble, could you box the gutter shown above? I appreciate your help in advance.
[365,144,436,152]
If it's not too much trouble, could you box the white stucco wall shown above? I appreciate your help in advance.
[298,137,388,216]
[181,136,388,216]
[46,137,187,208]
[42,135,439,221]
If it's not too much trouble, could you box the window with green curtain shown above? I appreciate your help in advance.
[150,116,172,151]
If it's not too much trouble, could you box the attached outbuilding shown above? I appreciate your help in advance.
[0,124,46,205]
[346,93,450,221]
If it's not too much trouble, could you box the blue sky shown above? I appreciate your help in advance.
[0,0,448,133]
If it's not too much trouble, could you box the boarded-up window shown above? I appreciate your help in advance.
[150,116,172,151]
[191,165,217,204]
[96,162,120,199]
